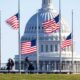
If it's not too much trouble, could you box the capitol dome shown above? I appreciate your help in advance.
[21,0,71,57]
[15,0,80,73]
[22,8,69,41]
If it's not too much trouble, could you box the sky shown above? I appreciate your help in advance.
[0,0,80,63]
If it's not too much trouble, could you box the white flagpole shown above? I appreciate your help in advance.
[37,11,39,72]
[0,11,1,68]
[59,0,62,73]
[18,0,21,73]
[71,10,74,73]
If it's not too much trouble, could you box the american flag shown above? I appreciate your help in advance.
[21,40,37,54]
[42,16,60,34]
[6,13,19,30]
[61,33,72,49]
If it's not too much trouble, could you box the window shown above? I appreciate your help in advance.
[45,37,49,40]
[45,45,48,52]
[40,37,44,40]
[50,45,53,52]
[55,36,58,41]
[42,27,43,29]
[50,36,53,40]
[41,45,44,52]
[39,26,40,29]
[55,44,58,51]
[29,26,31,32]
[32,26,33,30]
[35,26,36,30]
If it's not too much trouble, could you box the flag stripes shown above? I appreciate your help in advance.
[42,17,60,34]
[61,40,72,49]
[61,34,72,49]
[21,40,37,54]
[6,13,19,30]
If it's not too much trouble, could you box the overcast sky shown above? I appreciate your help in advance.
[0,0,80,63]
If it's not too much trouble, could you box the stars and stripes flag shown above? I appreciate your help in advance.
[6,13,19,30]
[42,15,60,34]
[21,39,37,54]
[61,33,72,49]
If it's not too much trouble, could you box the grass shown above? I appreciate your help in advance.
[0,74,80,80]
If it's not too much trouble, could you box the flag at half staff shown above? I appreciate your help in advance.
[6,13,19,30]
[21,39,37,54]
[42,15,60,34]
[61,33,72,49]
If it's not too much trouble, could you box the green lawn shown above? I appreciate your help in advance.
[0,74,80,80]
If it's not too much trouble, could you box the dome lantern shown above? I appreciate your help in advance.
[42,0,53,10]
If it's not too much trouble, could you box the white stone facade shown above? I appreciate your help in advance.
[15,0,80,73]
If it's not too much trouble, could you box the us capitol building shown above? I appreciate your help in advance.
[15,0,80,73]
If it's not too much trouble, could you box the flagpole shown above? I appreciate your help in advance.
[0,11,1,68]
[37,11,39,72]
[59,0,62,73]
[18,0,21,73]
[71,10,74,73]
